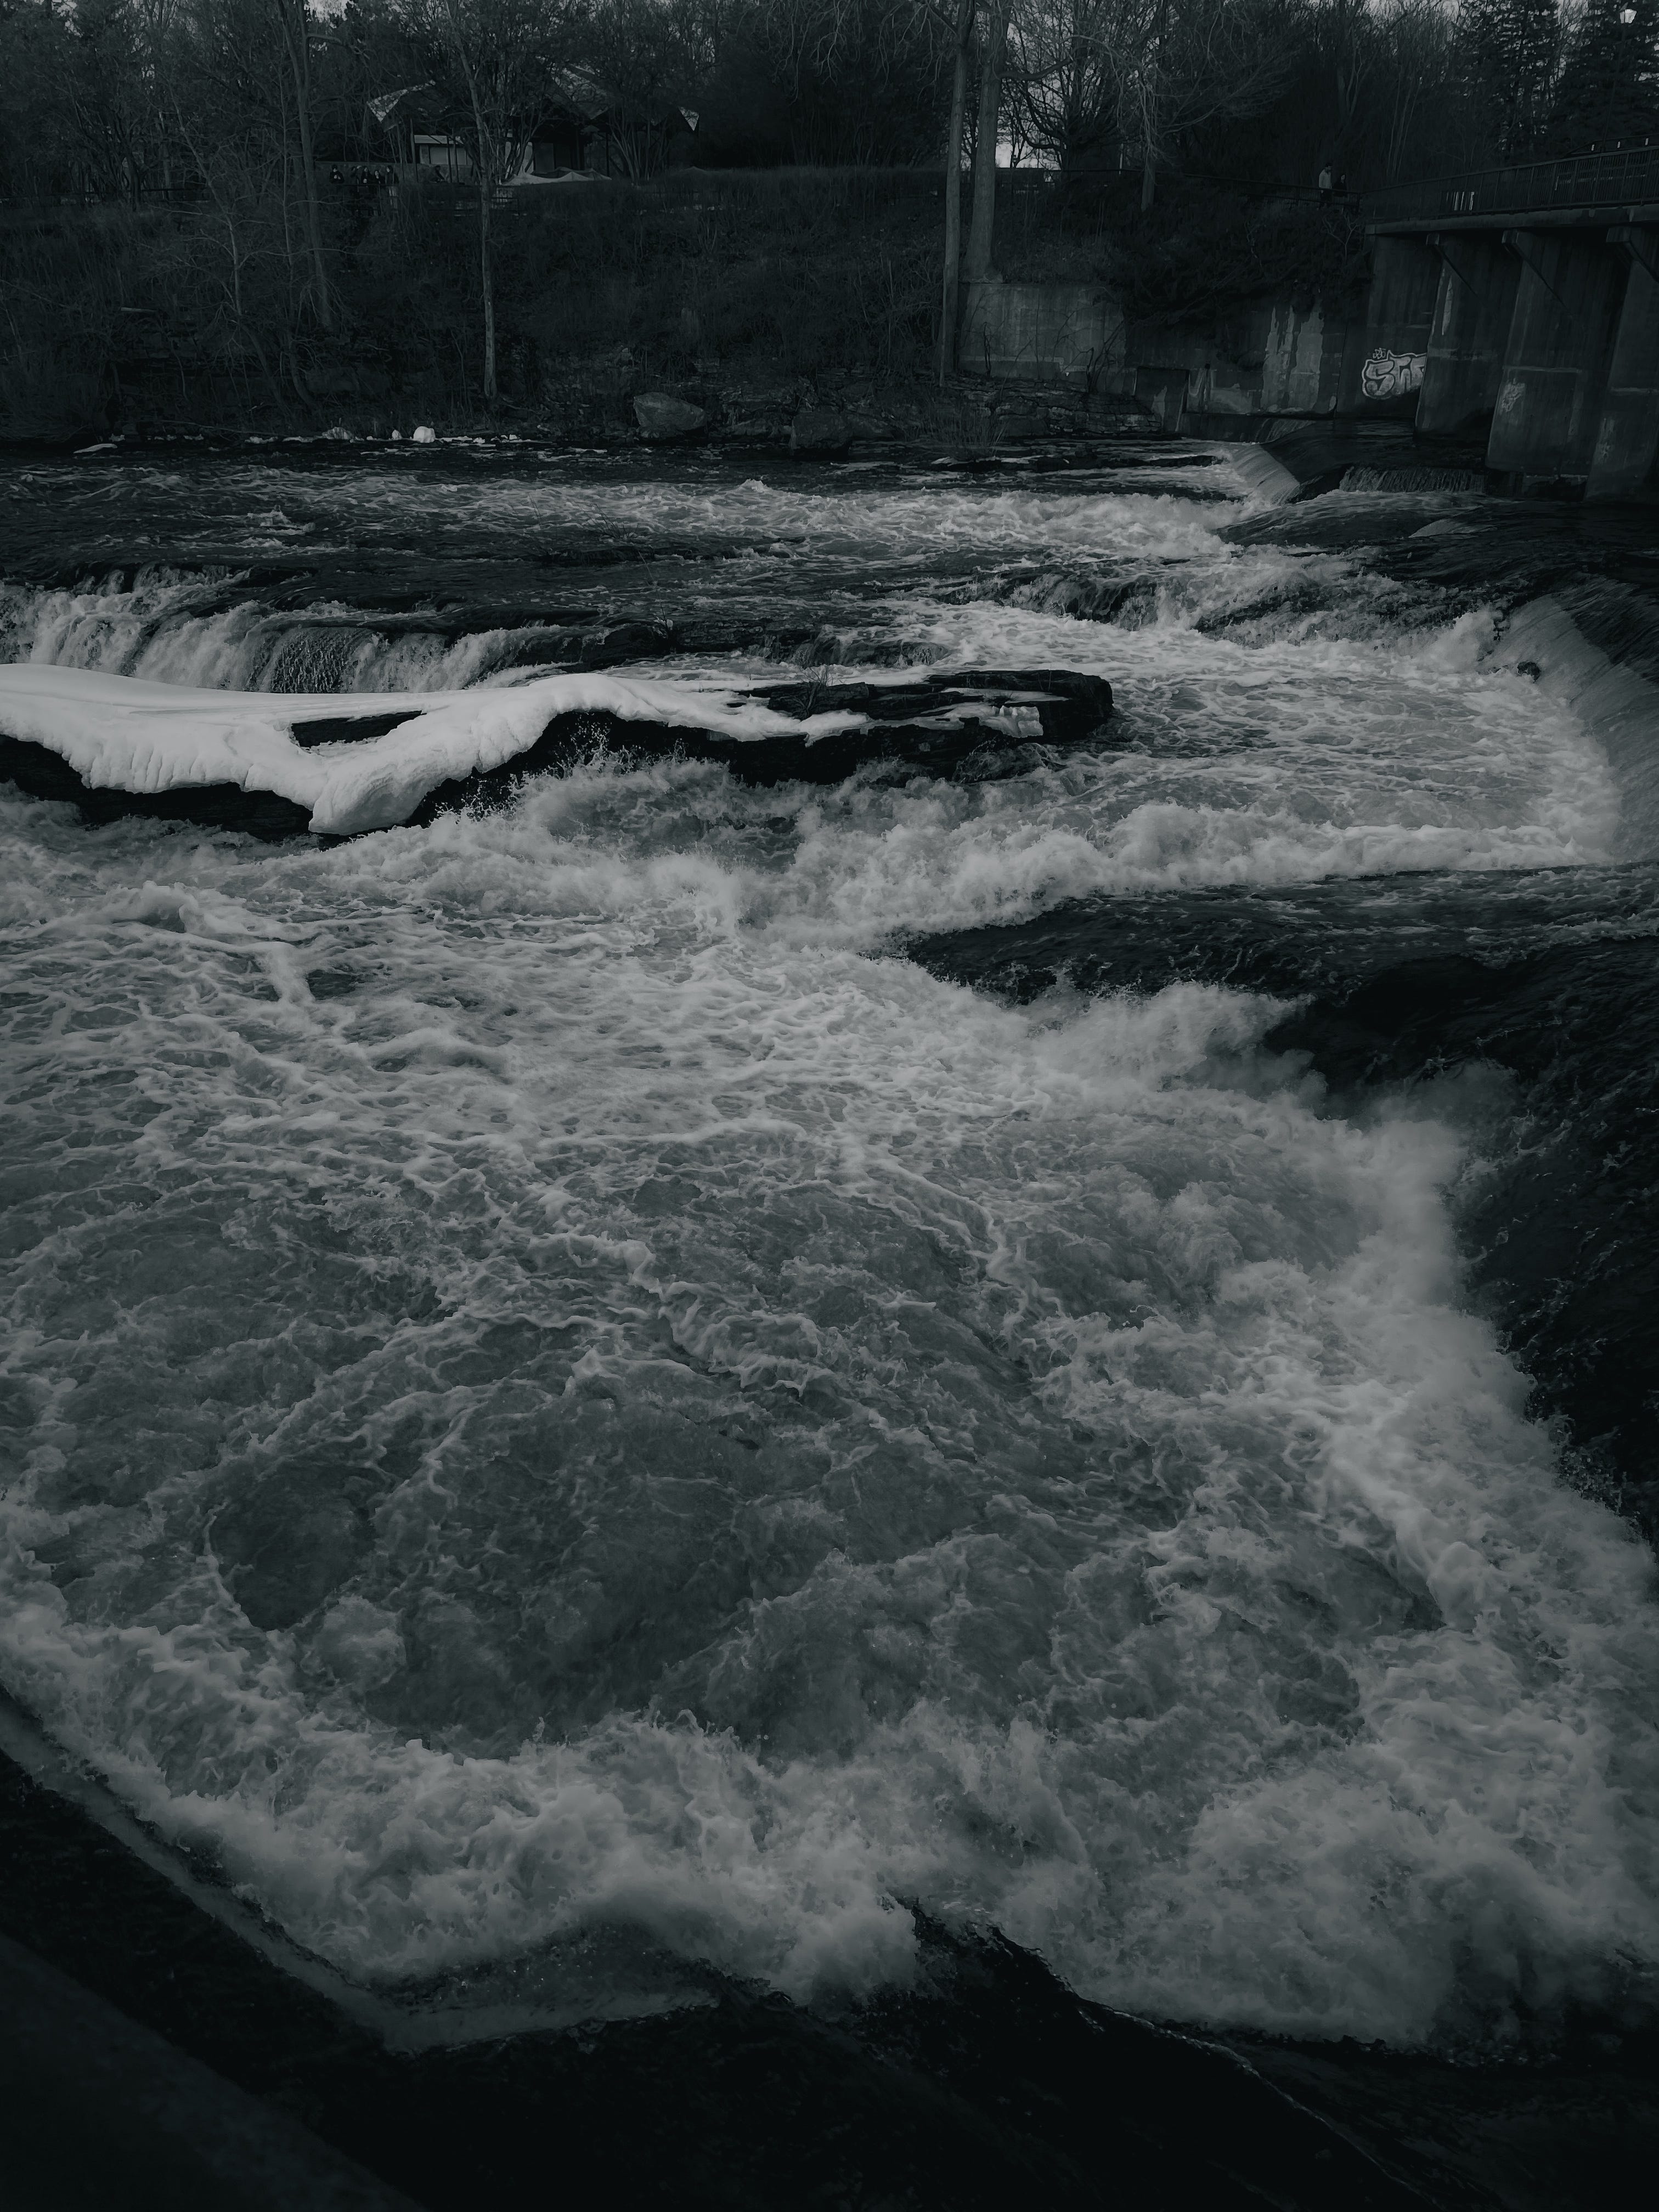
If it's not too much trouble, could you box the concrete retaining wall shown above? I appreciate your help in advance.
[957,277,1363,429]
[1378,216,1658,499]
[1588,228,1659,500]
[958,278,1125,385]
[1498,592,1659,854]
[1137,302,1359,424]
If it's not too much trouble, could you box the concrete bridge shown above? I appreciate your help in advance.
[1362,147,1659,499]
[953,147,1659,499]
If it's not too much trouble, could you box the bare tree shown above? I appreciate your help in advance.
[579,0,723,176]
[1005,0,1291,205]
[65,0,150,203]
[267,0,332,328]
[757,0,945,98]
[763,2,970,368]
[172,0,336,330]
[752,0,954,163]
[1004,0,1139,182]
[1379,0,1454,181]
[1137,0,1294,207]
[394,0,579,403]
[134,0,185,192]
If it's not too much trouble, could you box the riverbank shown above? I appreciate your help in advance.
[0,170,1365,447]
[0,381,1163,456]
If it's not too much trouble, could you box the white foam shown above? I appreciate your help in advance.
[3,454,1655,2053]
[0,575,570,695]
[2,807,1657,2042]
[705,601,1615,939]
[1,462,1235,570]
[1492,596,1659,859]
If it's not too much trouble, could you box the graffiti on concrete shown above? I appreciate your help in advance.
[1361,347,1428,400]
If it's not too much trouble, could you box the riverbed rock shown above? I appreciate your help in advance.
[577,619,680,668]
[511,668,1116,797]
[634,392,707,441]
[790,409,852,455]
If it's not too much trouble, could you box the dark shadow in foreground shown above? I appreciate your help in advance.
[4,1725,1657,2211]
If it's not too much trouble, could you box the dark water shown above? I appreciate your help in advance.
[3,439,1658,2197]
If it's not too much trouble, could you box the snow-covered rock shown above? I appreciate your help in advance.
[0,665,861,837]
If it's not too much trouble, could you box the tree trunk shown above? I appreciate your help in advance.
[1140,1,1167,214]
[274,0,332,332]
[966,3,1008,281]
[450,20,499,408]
[478,171,497,402]
[292,94,332,330]
[938,0,975,384]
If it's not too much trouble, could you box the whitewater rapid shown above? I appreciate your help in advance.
[3,448,1656,2050]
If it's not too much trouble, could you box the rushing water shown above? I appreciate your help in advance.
[3,443,1658,2058]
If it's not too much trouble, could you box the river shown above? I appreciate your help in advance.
[2,439,1657,2192]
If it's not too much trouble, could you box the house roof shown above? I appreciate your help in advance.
[370,71,693,137]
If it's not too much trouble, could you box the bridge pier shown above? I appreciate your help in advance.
[1487,228,1629,491]
[1417,234,1520,438]
[1587,227,1659,500]
[1362,149,1659,498]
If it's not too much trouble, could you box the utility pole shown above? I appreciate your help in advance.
[966,1,1009,281]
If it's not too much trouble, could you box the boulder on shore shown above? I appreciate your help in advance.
[789,408,852,455]
[634,392,707,440]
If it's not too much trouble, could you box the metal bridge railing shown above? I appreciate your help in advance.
[1365,145,1659,224]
